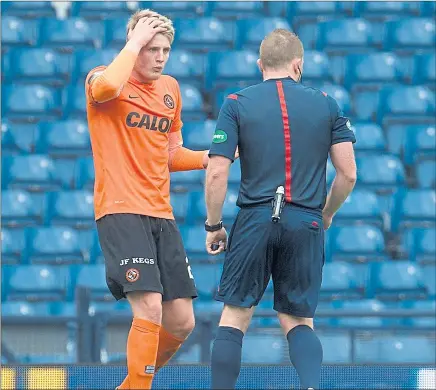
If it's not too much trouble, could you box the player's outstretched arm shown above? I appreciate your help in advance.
[168,131,208,171]
[88,14,169,103]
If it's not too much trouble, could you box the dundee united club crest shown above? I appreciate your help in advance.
[164,94,175,109]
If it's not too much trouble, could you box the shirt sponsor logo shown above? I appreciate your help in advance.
[212,129,228,143]
[126,112,173,133]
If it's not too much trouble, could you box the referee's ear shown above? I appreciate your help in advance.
[257,59,264,74]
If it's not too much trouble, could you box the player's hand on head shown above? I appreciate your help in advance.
[128,15,169,48]
[206,228,228,255]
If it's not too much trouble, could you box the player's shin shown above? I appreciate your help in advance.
[155,327,185,371]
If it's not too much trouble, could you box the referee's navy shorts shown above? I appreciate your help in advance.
[215,203,325,318]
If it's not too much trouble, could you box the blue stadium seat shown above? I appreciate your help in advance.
[403,124,435,166]
[38,120,91,157]
[2,190,44,227]
[190,263,222,299]
[6,265,70,301]
[385,124,409,156]
[74,49,118,82]
[1,228,25,264]
[76,264,113,301]
[1,301,52,317]
[403,228,436,264]
[148,2,206,18]
[329,225,387,262]
[344,53,405,90]
[174,344,201,364]
[319,84,351,115]
[353,90,379,121]
[416,160,435,189]
[179,225,209,257]
[170,170,203,193]
[414,52,436,87]
[391,189,436,232]
[370,261,427,300]
[377,86,435,125]
[228,159,241,185]
[3,155,59,192]
[316,19,374,53]
[320,262,364,300]
[75,157,95,190]
[384,18,436,50]
[354,2,420,19]
[300,51,332,82]
[337,300,396,329]
[87,300,131,316]
[47,191,94,228]
[40,18,102,49]
[104,18,128,49]
[355,154,405,191]
[236,18,291,50]
[317,332,351,363]
[193,299,224,316]
[173,18,234,51]
[171,192,190,223]
[1,121,39,154]
[71,1,132,18]
[355,335,435,363]
[65,84,87,118]
[206,50,261,91]
[289,1,338,17]
[27,226,84,264]
[179,84,205,121]
[3,84,62,121]
[403,300,436,329]
[183,120,216,150]
[242,334,284,363]
[1,16,39,47]
[352,123,386,153]
[335,189,383,227]
[421,1,436,16]
[53,158,77,190]
[2,2,56,18]
[207,1,265,18]
[422,265,435,298]
[7,48,71,85]
[164,50,205,88]
[264,1,287,17]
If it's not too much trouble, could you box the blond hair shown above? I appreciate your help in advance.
[126,9,175,44]
[260,29,304,70]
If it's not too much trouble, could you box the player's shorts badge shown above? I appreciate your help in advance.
[164,94,175,109]
[126,268,140,282]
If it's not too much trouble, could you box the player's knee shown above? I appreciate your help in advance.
[127,291,163,324]
[176,314,196,339]
[219,305,254,333]
[277,312,314,335]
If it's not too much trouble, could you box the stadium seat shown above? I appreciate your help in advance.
[391,189,436,232]
[74,49,118,82]
[354,2,420,19]
[174,344,201,364]
[170,170,203,193]
[193,299,224,316]
[289,1,338,18]
[344,53,405,90]
[319,84,351,115]
[370,261,427,300]
[300,51,332,82]
[2,2,56,18]
[385,124,409,156]
[47,190,94,228]
[377,86,435,125]
[416,160,435,189]
[52,158,77,190]
[336,300,392,329]
[355,154,405,191]
[403,300,436,329]
[355,334,435,363]
[316,19,374,53]
[405,228,436,264]
[3,84,62,121]
[179,84,205,121]
[422,265,436,298]
[173,18,234,51]
[242,334,284,363]
[384,18,436,50]
[1,16,39,47]
[40,17,102,49]
[207,1,265,18]
[104,18,129,49]
[179,225,210,258]
[164,50,205,88]
[335,189,383,227]
[352,90,379,121]
[414,52,436,87]
[236,18,291,50]
[3,155,59,192]
[76,264,113,301]
[329,225,387,262]
[320,262,364,300]
[27,226,85,264]
[171,192,190,223]
[7,48,71,86]
[182,120,216,150]
[75,157,95,190]
[2,190,44,227]
[38,120,91,157]
[190,263,222,299]
[71,1,132,19]
[352,122,386,153]
[206,50,261,91]
[1,228,26,264]
[1,121,39,154]
[6,265,70,301]
[1,301,52,317]
[403,124,435,166]
[149,1,206,18]
[65,85,87,118]
[317,332,351,363]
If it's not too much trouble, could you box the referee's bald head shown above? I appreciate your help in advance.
[259,29,304,71]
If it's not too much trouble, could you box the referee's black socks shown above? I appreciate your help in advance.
[287,325,323,389]
[211,326,244,389]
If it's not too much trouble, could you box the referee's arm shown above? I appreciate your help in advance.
[205,97,239,225]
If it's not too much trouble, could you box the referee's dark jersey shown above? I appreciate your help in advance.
[209,77,356,212]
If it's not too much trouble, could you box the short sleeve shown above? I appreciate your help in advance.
[327,95,356,146]
[170,81,183,133]
[208,95,239,161]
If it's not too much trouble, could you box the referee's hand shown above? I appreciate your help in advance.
[206,228,228,255]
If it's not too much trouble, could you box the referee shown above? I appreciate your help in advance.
[204,29,357,390]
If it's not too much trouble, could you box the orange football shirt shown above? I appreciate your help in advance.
[85,66,183,221]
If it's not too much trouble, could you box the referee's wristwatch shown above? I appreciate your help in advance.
[204,220,223,232]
